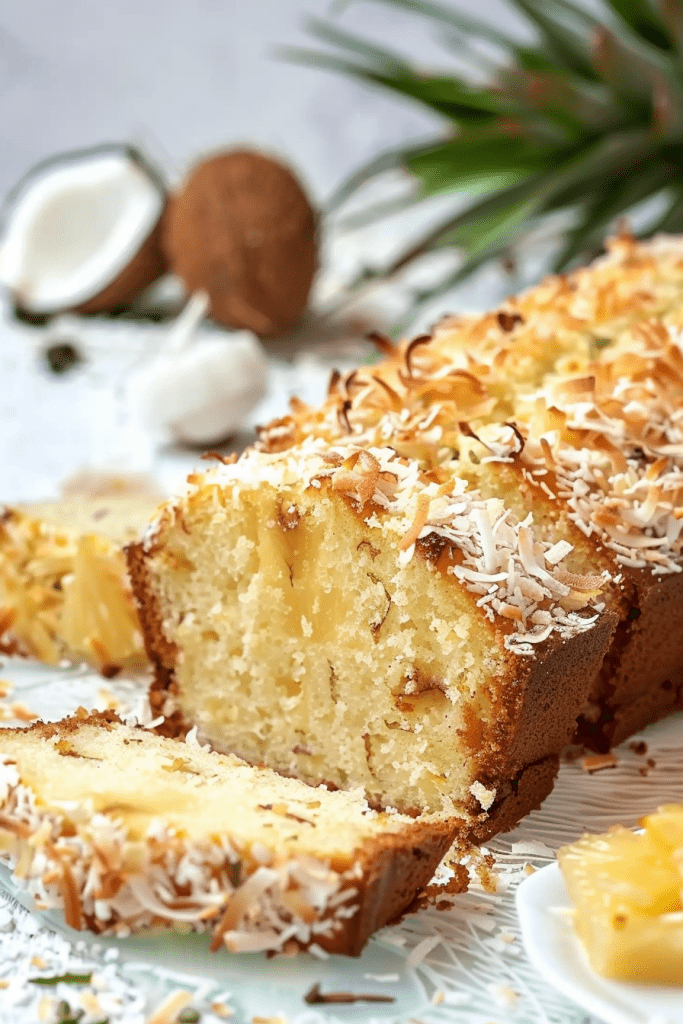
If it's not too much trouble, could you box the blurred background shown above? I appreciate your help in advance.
[3,0,681,497]
[1,0,529,497]
[0,0,525,203]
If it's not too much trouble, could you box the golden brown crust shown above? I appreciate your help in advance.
[466,755,560,843]
[322,817,456,955]
[577,568,683,749]
[126,540,184,733]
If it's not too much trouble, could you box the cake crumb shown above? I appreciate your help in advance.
[629,740,647,755]
[580,753,618,773]
[469,781,497,810]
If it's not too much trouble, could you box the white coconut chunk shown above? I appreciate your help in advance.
[128,322,269,445]
[0,148,164,312]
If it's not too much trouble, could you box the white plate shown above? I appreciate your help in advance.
[516,861,683,1024]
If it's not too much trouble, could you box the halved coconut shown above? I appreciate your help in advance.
[0,144,168,315]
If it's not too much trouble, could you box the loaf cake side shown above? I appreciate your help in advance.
[249,232,683,750]
[129,233,683,843]
[508,305,683,746]
[0,712,455,956]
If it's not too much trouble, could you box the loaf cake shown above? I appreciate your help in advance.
[129,232,683,837]
[0,711,454,955]
[0,497,159,673]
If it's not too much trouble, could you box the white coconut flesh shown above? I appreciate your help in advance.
[0,151,164,312]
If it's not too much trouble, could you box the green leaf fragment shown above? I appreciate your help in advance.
[178,1009,201,1023]
[30,973,94,986]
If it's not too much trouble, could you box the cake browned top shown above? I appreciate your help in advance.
[246,233,683,581]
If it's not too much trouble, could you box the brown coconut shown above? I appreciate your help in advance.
[162,150,318,336]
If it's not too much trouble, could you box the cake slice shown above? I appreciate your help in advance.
[421,233,683,747]
[0,711,454,956]
[0,497,160,673]
[510,316,683,747]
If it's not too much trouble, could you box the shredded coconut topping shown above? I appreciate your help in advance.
[170,234,683,655]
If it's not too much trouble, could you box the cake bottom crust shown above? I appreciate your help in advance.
[465,754,559,843]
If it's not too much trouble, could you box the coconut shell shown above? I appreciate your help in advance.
[163,150,317,336]
[75,216,168,315]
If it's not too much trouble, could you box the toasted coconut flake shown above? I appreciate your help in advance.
[398,495,431,552]
[404,334,432,377]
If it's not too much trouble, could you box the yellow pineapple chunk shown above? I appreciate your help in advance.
[558,805,683,984]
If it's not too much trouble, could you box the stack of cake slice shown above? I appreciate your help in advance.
[128,232,683,841]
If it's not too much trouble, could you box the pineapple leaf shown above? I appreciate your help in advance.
[326,136,443,211]
[506,0,598,79]
[549,0,683,115]
[279,42,520,123]
[386,172,549,273]
[600,0,674,51]
[391,237,519,335]
[646,189,683,234]
[389,128,656,271]
[497,66,620,137]
[303,16,413,74]
[334,190,426,230]
[406,133,555,196]
[551,160,678,271]
[349,0,520,53]
[294,0,683,319]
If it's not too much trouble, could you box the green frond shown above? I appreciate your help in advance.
[288,0,683,323]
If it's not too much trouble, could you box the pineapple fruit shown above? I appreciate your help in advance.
[558,805,683,984]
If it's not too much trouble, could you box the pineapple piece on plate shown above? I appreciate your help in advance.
[558,805,683,984]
